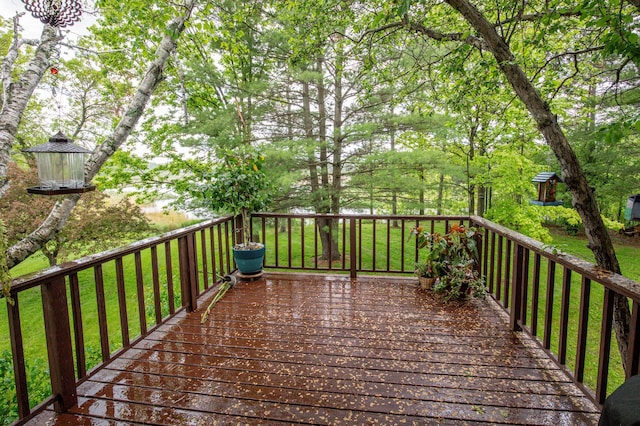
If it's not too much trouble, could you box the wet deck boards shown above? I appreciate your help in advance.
[31,273,600,425]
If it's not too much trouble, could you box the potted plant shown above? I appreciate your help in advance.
[201,146,272,275]
[411,223,486,300]
[415,259,438,289]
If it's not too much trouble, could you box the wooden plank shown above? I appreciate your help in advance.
[37,273,600,426]
[151,245,162,324]
[544,261,556,349]
[531,253,541,336]
[134,252,147,335]
[576,277,591,382]
[558,267,572,365]
[7,293,30,418]
[41,276,77,412]
[164,241,175,314]
[68,273,86,379]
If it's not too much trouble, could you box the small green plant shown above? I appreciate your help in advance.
[197,146,272,249]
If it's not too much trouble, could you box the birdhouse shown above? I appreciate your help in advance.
[23,131,95,195]
[624,194,640,221]
[530,172,563,206]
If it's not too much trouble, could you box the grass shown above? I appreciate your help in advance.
[1,217,638,418]
[491,226,640,398]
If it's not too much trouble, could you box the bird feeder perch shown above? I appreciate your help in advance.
[23,131,95,195]
[530,172,563,206]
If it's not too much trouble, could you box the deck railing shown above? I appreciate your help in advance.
[3,213,640,424]
[471,216,640,405]
[5,216,238,424]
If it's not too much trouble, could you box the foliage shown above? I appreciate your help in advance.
[485,201,553,243]
[195,146,272,248]
[0,350,50,425]
[411,223,485,300]
[0,163,153,265]
[433,260,486,301]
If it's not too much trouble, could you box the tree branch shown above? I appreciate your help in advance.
[6,0,197,268]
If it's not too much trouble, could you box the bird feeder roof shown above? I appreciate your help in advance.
[23,131,92,154]
[532,172,563,183]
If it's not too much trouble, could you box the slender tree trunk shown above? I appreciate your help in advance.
[419,169,425,215]
[302,79,319,195]
[317,57,329,212]
[6,0,197,268]
[467,122,477,214]
[391,124,399,227]
[445,0,631,371]
[315,56,340,261]
[0,24,59,198]
[437,173,445,216]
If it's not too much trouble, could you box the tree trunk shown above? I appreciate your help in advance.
[316,217,341,261]
[0,24,59,198]
[445,0,631,371]
[6,0,197,268]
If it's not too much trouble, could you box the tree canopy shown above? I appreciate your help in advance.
[1,0,640,371]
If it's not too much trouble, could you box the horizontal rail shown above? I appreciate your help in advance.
[4,212,640,424]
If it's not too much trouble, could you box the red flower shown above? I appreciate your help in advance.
[50,67,58,75]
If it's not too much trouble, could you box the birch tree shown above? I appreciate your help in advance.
[0,15,59,199]
[2,0,198,268]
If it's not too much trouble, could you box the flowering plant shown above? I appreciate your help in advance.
[410,223,485,299]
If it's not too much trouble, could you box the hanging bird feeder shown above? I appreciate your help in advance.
[530,172,563,206]
[21,0,83,28]
[23,131,95,195]
[624,194,640,222]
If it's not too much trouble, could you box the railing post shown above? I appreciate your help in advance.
[41,276,77,412]
[597,288,615,404]
[179,233,198,312]
[350,218,357,279]
[509,243,524,331]
[473,231,482,277]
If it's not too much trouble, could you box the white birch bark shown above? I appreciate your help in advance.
[0,22,59,198]
[6,0,197,268]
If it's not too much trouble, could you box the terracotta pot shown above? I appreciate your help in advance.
[419,276,436,290]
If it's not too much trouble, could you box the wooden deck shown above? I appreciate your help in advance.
[31,273,600,425]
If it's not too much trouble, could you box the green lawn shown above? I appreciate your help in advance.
[0,219,638,421]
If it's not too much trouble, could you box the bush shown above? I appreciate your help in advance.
[0,350,50,425]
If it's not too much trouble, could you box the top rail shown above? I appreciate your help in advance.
[471,216,640,302]
[4,213,640,424]
[9,217,233,294]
